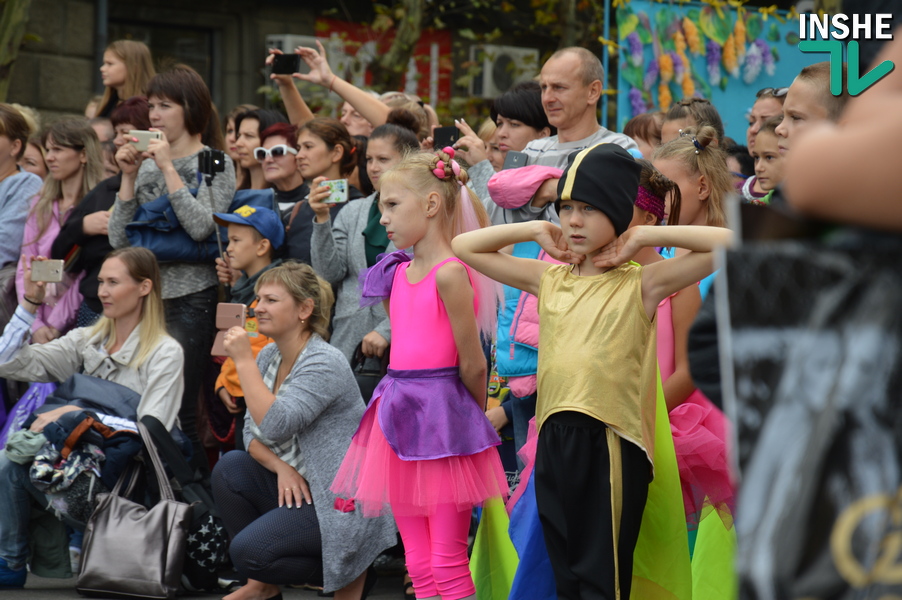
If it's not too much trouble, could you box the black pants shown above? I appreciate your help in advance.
[164,286,217,472]
[535,412,650,600]
[211,450,324,586]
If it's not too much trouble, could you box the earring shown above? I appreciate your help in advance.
[301,319,305,324]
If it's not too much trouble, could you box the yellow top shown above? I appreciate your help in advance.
[536,262,657,464]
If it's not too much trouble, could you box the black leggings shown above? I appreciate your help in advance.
[211,450,324,586]
[535,412,650,600]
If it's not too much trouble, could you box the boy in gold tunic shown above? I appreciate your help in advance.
[454,143,732,599]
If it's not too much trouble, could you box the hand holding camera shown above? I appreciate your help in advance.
[308,176,349,224]
[266,48,301,86]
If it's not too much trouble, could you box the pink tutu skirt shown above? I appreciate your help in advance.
[669,390,735,527]
[332,398,509,517]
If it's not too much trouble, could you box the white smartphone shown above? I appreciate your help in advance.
[128,130,162,152]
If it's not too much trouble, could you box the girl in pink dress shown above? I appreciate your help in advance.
[627,160,734,530]
[332,148,507,600]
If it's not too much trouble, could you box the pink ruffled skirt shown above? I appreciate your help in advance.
[331,398,509,517]
[669,390,735,526]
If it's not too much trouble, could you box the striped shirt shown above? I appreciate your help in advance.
[247,348,307,476]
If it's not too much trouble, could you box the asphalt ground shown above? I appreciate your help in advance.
[19,572,407,599]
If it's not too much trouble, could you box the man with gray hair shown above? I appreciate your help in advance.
[485,47,639,222]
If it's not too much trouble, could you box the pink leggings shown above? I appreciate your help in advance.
[394,504,475,599]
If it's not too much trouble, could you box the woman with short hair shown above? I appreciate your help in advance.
[213,261,396,600]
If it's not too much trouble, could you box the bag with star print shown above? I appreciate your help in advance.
[139,416,231,592]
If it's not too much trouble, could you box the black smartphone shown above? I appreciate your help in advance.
[271,53,301,75]
[432,126,459,150]
[502,151,529,170]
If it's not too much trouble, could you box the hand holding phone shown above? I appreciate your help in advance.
[432,126,460,150]
[30,259,65,283]
[128,130,162,152]
[271,53,301,75]
[323,179,349,205]
[211,303,247,356]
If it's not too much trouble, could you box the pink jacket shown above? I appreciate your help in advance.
[489,165,565,397]
[16,197,85,335]
[487,165,563,210]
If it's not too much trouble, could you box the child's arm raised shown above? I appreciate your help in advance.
[452,221,582,296]
[436,262,487,406]
[594,225,734,320]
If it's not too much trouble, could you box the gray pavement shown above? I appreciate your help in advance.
[19,573,405,599]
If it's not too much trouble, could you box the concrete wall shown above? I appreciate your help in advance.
[8,0,96,120]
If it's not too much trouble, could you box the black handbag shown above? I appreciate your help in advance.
[77,422,193,599]
[351,342,389,405]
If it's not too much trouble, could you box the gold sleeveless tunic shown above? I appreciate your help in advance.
[536,263,657,463]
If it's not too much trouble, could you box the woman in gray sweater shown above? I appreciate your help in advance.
[213,262,396,600]
[109,65,235,467]
[310,115,419,376]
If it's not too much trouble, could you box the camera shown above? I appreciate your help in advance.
[198,149,226,179]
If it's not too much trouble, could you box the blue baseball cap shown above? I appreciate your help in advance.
[213,205,285,250]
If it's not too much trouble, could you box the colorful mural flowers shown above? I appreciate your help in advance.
[617,0,785,118]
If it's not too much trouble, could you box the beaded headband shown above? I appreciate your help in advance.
[635,185,665,222]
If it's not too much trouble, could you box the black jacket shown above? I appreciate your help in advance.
[51,174,120,313]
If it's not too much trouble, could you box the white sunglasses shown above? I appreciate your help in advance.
[254,144,298,162]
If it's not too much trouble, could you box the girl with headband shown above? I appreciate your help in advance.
[331,147,508,600]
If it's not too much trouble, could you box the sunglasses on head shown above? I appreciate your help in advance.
[756,87,789,98]
[254,144,298,162]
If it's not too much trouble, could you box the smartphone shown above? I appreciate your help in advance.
[432,126,459,150]
[271,53,301,75]
[128,130,162,152]
[211,303,247,356]
[322,179,349,205]
[30,259,64,283]
[502,151,529,170]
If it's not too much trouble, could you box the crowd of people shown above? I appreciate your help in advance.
[0,27,896,600]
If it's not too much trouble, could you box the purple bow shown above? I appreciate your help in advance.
[357,250,412,307]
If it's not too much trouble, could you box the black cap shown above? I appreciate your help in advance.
[556,143,642,236]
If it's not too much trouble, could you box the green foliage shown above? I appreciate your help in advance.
[746,14,762,41]
[699,6,732,46]
[768,22,781,42]
[0,0,34,102]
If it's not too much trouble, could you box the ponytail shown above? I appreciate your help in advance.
[652,125,730,227]
[380,148,500,337]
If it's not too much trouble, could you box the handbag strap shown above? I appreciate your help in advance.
[137,421,177,502]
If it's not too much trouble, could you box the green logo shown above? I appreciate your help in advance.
[799,40,895,96]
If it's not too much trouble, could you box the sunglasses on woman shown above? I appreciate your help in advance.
[254,144,298,162]
[756,87,789,98]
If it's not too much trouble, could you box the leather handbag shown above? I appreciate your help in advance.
[76,422,193,599]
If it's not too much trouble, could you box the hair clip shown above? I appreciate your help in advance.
[692,138,702,154]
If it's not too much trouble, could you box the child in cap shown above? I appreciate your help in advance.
[454,143,732,599]
[212,205,284,444]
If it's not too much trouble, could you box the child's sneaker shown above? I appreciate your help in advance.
[0,557,26,589]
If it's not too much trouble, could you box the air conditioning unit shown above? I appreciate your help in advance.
[469,45,540,99]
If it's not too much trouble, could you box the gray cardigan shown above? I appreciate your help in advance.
[310,194,395,363]
[247,337,397,592]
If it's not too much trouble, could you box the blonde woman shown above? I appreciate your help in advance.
[213,262,396,600]
[16,119,103,343]
[96,40,156,118]
[0,248,184,588]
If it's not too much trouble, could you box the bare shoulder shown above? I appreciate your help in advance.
[435,261,473,301]
[435,260,471,291]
